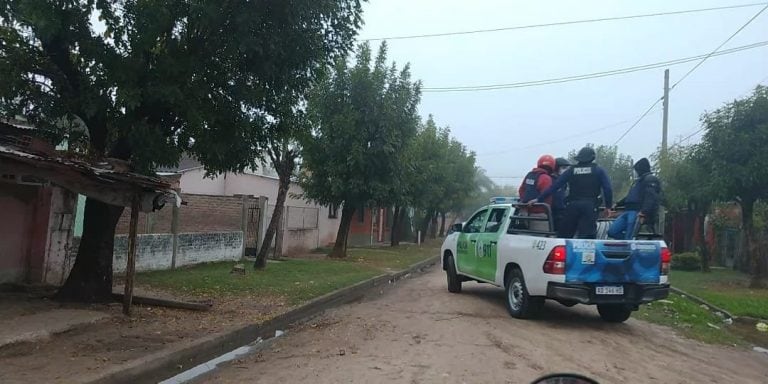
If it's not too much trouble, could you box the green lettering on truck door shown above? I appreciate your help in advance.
[457,208,488,276]
[474,207,507,282]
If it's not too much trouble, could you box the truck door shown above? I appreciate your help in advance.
[457,208,488,276]
[474,207,507,282]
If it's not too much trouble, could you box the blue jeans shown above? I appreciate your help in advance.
[608,210,638,240]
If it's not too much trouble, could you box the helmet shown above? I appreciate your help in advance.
[555,157,571,168]
[537,155,556,172]
[574,146,596,163]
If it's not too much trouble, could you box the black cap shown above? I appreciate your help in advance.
[555,157,571,168]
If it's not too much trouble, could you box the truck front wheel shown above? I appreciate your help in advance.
[597,304,633,323]
[446,254,462,293]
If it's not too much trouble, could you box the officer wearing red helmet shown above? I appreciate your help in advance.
[518,155,555,231]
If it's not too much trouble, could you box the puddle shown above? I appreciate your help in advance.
[159,330,285,383]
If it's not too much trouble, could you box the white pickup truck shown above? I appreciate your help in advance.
[441,199,670,322]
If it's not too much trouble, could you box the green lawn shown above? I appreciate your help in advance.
[638,293,743,345]
[670,269,768,319]
[137,244,438,305]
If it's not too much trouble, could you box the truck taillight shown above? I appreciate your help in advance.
[661,247,672,275]
[543,245,566,275]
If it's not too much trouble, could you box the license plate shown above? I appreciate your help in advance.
[596,286,624,295]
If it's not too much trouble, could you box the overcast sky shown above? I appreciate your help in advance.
[355,0,768,186]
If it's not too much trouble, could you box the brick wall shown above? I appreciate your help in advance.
[115,193,258,235]
[113,231,243,273]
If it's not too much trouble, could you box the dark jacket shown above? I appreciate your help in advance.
[616,158,661,216]
[537,162,613,208]
[552,174,567,212]
[519,168,553,214]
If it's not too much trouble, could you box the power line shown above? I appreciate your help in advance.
[422,40,768,92]
[612,98,664,145]
[477,120,630,157]
[671,3,768,89]
[361,2,768,41]
[613,4,768,146]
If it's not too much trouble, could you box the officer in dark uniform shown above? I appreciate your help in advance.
[608,157,662,239]
[552,157,571,233]
[530,147,613,239]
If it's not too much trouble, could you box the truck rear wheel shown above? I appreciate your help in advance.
[504,268,544,319]
[597,304,632,323]
[446,255,462,293]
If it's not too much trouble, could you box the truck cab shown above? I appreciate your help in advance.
[441,198,670,322]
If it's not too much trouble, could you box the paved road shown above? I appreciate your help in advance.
[204,265,768,384]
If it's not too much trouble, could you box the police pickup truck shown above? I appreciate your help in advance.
[441,197,670,322]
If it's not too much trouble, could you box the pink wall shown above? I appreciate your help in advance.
[0,184,38,283]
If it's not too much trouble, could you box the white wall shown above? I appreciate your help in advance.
[178,171,339,253]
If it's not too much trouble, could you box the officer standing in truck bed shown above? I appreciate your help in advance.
[528,146,613,239]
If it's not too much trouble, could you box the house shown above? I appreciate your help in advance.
[0,121,176,285]
[160,156,340,256]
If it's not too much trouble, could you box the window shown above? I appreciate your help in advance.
[328,203,339,219]
[462,209,488,233]
[484,208,507,233]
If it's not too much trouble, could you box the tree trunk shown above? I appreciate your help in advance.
[742,199,765,288]
[390,205,401,247]
[438,212,446,237]
[698,207,710,273]
[329,205,355,258]
[420,210,432,239]
[55,198,124,302]
[254,176,290,269]
[429,211,438,239]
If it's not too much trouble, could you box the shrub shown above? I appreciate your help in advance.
[671,252,702,271]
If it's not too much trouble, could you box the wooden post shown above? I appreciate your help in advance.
[170,202,179,269]
[123,195,140,316]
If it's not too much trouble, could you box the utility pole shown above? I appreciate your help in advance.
[661,68,670,164]
[660,69,670,238]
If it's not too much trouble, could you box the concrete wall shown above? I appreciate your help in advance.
[0,184,37,283]
[113,231,243,273]
[180,171,340,252]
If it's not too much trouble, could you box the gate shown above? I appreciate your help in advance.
[245,200,261,256]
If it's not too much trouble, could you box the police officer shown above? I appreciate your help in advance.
[608,157,661,239]
[552,157,571,233]
[529,146,613,239]
[518,155,555,232]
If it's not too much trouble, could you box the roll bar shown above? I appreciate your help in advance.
[507,202,556,237]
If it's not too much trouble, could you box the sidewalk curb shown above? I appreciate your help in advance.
[83,254,440,384]
[670,286,735,320]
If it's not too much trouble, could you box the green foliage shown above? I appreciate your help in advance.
[702,85,768,207]
[406,115,477,216]
[0,0,363,173]
[657,145,713,214]
[300,42,421,209]
[672,252,702,271]
[568,144,634,198]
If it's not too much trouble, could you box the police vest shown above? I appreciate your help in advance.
[521,170,547,202]
[568,163,601,200]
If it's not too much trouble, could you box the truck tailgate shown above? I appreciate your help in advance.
[564,240,661,284]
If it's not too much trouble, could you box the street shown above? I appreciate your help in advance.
[203,265,768,384]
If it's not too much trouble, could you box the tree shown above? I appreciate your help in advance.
[253,107,307,269]
[0,0,362,301]
[701,85,768,287]
[568,144,634,200]
[300,42,421,258]
[658,144,714,271]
